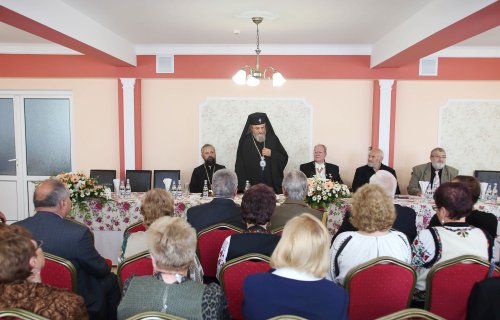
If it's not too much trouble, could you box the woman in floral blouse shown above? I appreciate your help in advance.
[411,182,492,300]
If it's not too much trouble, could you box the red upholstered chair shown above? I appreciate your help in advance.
[218,254,271,320]
[117,251,153,290]
[124,221,146,235]
[376,308,445,320]
[40,253,78,293]
[425,255,500,320]
[345,256,416,320]
[196,224,243,279]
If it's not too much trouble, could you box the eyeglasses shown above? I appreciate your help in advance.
[35,239,43,250]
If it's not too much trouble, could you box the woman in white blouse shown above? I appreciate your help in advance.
[328,184,411,285]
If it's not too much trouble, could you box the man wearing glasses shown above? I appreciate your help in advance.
[407,147,459,196]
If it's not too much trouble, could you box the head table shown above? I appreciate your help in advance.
[69,193,500,265]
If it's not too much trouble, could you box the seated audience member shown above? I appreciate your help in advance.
[271,170,324,229]
[243,214,348,320]
[467,277,500,319]
[216,184,281,278]
[120,188,203,283]
[351,148,400,193]
[189,144,226,194]
[14,179,120,320]
[334,170,417,243]
[407,147,459,195]
[187,169,245,233]
[411,182,491,300]
[328,184,411,285]
[117,216,229,320]
[299,144,343,183]
[0,224,88,319]
[427,175,498,239]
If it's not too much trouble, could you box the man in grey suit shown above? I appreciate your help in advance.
[271,170,324,229]
[15,179,120,320]
[407,147,459,196]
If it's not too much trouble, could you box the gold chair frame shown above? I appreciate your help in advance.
[0,308,50,319]
[376,308,446,320]
[217,253,271,288]
[125,311,186,320]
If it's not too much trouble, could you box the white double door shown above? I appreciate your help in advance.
[0,92,72,222]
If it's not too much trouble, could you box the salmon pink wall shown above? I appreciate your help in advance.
[140,79,373,185]
[394,80,500,194]
[0,78,119,173]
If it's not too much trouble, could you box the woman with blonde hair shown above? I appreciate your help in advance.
[328,184,411,285]
[243,213,348,319]
[118,216,229,319]
[120,188,203,282]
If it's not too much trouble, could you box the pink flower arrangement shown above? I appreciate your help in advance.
[306,175,350,209]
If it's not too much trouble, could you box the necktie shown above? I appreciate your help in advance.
[433,170,440,189]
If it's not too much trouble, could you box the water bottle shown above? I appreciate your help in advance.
[119,180,125,198]
[177,180,182,198]
[172,181,178,199]
[244,180,251,192]
[485,184,492,202]
[490,183,498,203]
[202,180,209,197]
[125,179,131,197]
[424,183,433,200]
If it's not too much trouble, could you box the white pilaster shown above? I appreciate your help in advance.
[121,78,136,170]
[378,79,394,165]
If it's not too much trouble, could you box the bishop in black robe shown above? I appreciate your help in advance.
[235,113,288,194]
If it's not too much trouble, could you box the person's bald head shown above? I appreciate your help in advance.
[34,179,71,217]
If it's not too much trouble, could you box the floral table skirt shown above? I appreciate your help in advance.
[70,193,212,231]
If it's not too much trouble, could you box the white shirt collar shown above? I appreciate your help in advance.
[272,267,322,281]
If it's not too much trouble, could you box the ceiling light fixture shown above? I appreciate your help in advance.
[232,17,286,87]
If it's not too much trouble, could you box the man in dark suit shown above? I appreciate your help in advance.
[187,169,245,233]
[15,179,120,320]
[333,170,417,243]
[300,144,343,183]
[352,148,400,193]
[189,143,226,194]
[271,170,324,229]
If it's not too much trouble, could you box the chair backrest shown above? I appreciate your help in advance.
[125,311,186,320]
[267,316,308,320]
[375,308,446,320]
[218,254,271,320]
[126,170,152,192]
[425,255,500,320]
[345,256,416,320]
[474,170,500,186]
[270,226,284,235]
[196,224,243,278]
[0,308,50,320]
[124,221,147,235]
[40,252,78,292]
[117,251,154,290]
[153,170,181,189]
[89,169,116,188]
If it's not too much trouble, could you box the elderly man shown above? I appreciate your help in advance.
[352,148,400,193]
[187,169,245,233]
[271,170,324,229]
[15,179,120,320]
[189,144,226,193]
[407,147,459,196]
[235,112,288,194]
[334,170,417,243]
[300,144,343,183]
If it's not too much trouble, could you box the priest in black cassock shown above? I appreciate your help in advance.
[189,144,225,193]
[235,112,288,194]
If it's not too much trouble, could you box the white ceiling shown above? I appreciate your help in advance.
[0,0,499,59]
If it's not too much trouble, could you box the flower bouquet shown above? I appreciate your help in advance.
[54,171,110,218]
[306,175,350,209]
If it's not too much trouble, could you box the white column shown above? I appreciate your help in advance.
[120,78,136,170]
[378,79,394,165]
